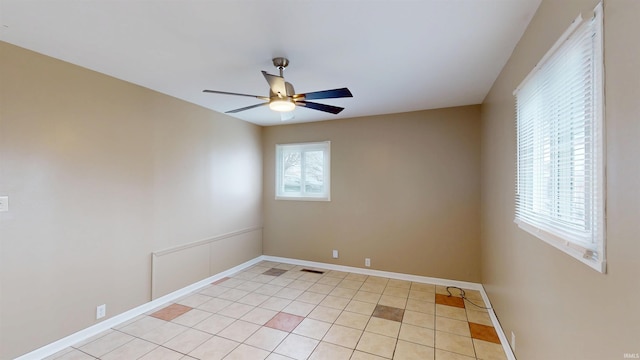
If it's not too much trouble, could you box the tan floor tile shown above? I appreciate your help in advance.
[323,324,363,349]
[218,288,251,301]
[293,318,332,340]
[365,276,389,284]
[435,348,476,360]
[319,295,351,310]
[151,304,193,321]
[299,272,325,282]
[282,300,316,317]
[235,280,264,292]
[338,279,364,290]
[399,323,435,347]
[274,333,319,360]
[309,341,353,360]
[409,289,436,302]
[372,304,405,322]
[473,339,507,360]
[387,279,411,289]
[177,293,213,308]
[275,287,305,300]
[79,331,135,357]
[200,285,230,297]
[466,309,493,326]
[217,302,255,319]
[365,317,401,338]
[464,289,484,302]
[403,310,435,329]
[436,316,471,337]
[245,327,289,351]
[264,312,305,332]
[162,328,212,354]
[355,332,397,359]
[411,282,436,293]
[383,286,410,298]
[345,273,368,281]
[435,304,467,321]
[353,291,382,304]
[240,307,278,325]
[218,278,246,288]
[308,283,335,295]
[217,320,261,342]
[406,299,436,315]
[259,297,292,312]
[288,279,315,291]
[434,331,475,358]
[237,292,270,306]
[325,270,349,279]
[317,276,342,286]
[188,335,239,360]
[101,338,156,360]
[296,291,327,305]
[329,286,358,299]
[139,321,188,344]
[193,313,235,334]
[394,339,435,360]
[378,295,407,309]
[435,294,465,308]
[171,308,212,327]
[224,344,270,360]
[307,306,342,323]
[335,311,370,330]
[138,346,184,360]
[351,350,387,360]
[345,300,376,316]
[197,297,233,313]
[117,316,166,337]
[360,282,386,293]
[469,323,500,344]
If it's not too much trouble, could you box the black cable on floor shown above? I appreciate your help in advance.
[445,286,493,310]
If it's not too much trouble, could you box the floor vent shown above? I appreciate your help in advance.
[300,268,325,274]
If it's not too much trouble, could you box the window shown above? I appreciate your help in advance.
[275,141,330,201]
[514,4,605,272]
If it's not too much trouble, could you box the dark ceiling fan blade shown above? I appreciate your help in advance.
[295,101,344,114]
[261,71,287,96]
[203,89,269,100]
[225,102,269,113]
[294,87,353,101]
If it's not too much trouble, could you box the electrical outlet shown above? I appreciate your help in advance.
[332,250,339,259]
[0,196,8,212]
[365,258,371,267]
[511,331,516,351]
[96,304,106,319]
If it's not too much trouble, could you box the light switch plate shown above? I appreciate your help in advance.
[0,196,8,212]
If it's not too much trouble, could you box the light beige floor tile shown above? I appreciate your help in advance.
[322,324,363,349]
[308,341,353,360]
[351,350,387,360]
[345,300,376,316]
[188,335,239,360]
[101,338,157,360]
[235,280,264,292]
[259,297,292,312]
[43,347,73,360]
[282,300,316,317]
[359,282,386,293]
[403,310,435,329]
[435,305,467,321]
[355,332,397,359]
[265,354,293,360]
[473,339,507,360]
[329,287,358,299]
[383,286,410,298]
[436,316,471,337]
[117,316,166,337]
[299,272,324,282]
[237,292,270,306]
[240,307,278,325]
[387,279,411,289]
[319,295,350,310]
[434,348,476,360]
[345,273,368,282]
[217,320,261,342]
[288,279,315,291]
[365,276,388,284]
[163,328,212,354]
[317,276,342,286]
[411,282,436,293]
[296,291,327,305]
[218,278,246,288]
[293,318,332,340]
[307,283,335,295]
[406,299,436,315]
[199,285,230,297]
[217,302,255,319]
[353,291,382,304]
[399,323,435,347]
[172,308,212,327]
[274,333,319,360]
[269,277,295,287]
[409,290,436,302]
[177,293,212,308]
[193,313,235,334]
[377,295,407,309]
[434,331,475,358]
[338,279,364,290]
[275,287,305,300]
[79,331,135,357]
[198,297,233,313]
[335,311,370,330]
[138,346,184,360]
[245,327,289,351]
[71,329,114,347]
[224,344,270,360]
[255,284,286,296]
[218,288,251,301]
[255,274,281,283]
[325,270,349,279]
[394,339,435,360]
[139,321,189,344]
[365,317,401,338]
[307,306,342,323]
[48,349,96,360]
[466,308,493,326]
[231,271,259,280]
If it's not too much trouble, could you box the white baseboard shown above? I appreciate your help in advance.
[17,255,515,360]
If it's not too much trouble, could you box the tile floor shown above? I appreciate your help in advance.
[45,261,507,360]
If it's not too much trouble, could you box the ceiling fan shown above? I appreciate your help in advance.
[203,57,353,117]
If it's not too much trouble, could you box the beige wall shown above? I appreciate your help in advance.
[263,107,481,282]
[0,42,263,359]
[480,0,640,358]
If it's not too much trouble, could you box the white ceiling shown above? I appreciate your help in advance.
[0,0,541,126]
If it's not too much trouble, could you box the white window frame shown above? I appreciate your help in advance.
[513,3,605,273]
[275,141,331,201]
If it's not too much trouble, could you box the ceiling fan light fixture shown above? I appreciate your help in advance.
[269,99,295,112]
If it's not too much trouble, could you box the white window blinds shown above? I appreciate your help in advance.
[514,4,605,272]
